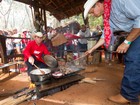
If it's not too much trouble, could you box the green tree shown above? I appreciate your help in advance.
[89,15,103,29]
[68,14,103,29]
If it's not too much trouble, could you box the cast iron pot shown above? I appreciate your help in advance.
[30,68,51,83]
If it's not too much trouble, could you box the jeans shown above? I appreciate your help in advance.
[121,36,140,102]
[57,44,65,58]
[25,55,48,76]
[78,42,87,52]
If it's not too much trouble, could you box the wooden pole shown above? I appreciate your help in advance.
[0,35,8,63]
[43,9,47,30]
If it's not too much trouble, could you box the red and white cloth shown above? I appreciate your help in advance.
[103,0,112,48]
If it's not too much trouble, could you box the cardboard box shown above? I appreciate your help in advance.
[51,34,67,46]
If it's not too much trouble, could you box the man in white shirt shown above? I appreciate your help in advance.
[77,25,91,52]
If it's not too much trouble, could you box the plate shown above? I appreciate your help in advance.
[52,71,63,78]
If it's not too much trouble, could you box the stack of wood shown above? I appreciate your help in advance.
[0,95,31,105]
[0,88,33,105]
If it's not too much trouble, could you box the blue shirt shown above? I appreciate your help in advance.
[101,0,140,38]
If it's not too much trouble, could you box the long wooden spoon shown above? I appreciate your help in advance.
[73,54,88,61]
[33,64,45,74]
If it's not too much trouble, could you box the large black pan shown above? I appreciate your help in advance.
[43,55,58,68]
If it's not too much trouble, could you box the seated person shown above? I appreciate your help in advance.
[23,32,51,78]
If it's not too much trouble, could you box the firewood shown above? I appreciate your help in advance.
[79,78,96,84]
[0,94,31,105]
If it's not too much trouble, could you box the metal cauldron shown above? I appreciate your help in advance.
[30,68,51,83]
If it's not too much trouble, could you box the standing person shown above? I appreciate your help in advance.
[84,0,140,104]
[23,32,50,76]
[21,29,30,51]
[77,25,91,52]
[64,29,76,53]
[77,25,91,65]
[6,31,14,56]
[55,27,65,59]
[12,28,22,54]
[64,28,80,61]
[92,25,102,41]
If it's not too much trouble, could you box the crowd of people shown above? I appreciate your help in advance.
[0,23,124,66]
[0,28,31,57]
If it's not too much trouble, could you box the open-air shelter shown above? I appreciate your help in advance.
[0,0,89,66]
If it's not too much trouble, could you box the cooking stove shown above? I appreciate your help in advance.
[35,73,84,99]
[13,67,85,101]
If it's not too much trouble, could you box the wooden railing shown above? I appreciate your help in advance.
[0,35,29,73]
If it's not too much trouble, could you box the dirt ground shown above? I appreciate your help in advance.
[0,60,128,105]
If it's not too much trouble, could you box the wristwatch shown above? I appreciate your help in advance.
[124,40,131,45]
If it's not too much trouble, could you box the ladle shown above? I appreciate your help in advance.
[33,64,45,74]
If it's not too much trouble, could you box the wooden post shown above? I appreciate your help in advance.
[0,35,8,63]
[43,9,47,30]
[0,35,9,73]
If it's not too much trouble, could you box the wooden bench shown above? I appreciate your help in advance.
[0,62,18,74]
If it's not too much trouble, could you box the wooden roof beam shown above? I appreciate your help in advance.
[64,0,77,15]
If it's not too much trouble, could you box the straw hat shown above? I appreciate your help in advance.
[34,32,43,37]
[84,0,98,19]
[32,32,43,39]
[22,29,28,32]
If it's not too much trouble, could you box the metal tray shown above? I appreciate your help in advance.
[55,66,85,79]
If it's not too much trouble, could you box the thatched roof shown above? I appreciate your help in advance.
[14,0,87,20]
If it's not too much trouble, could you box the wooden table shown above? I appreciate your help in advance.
[0,62,18,74]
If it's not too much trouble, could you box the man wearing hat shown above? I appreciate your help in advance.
[23,32,50,76]
[84,0,140,104]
